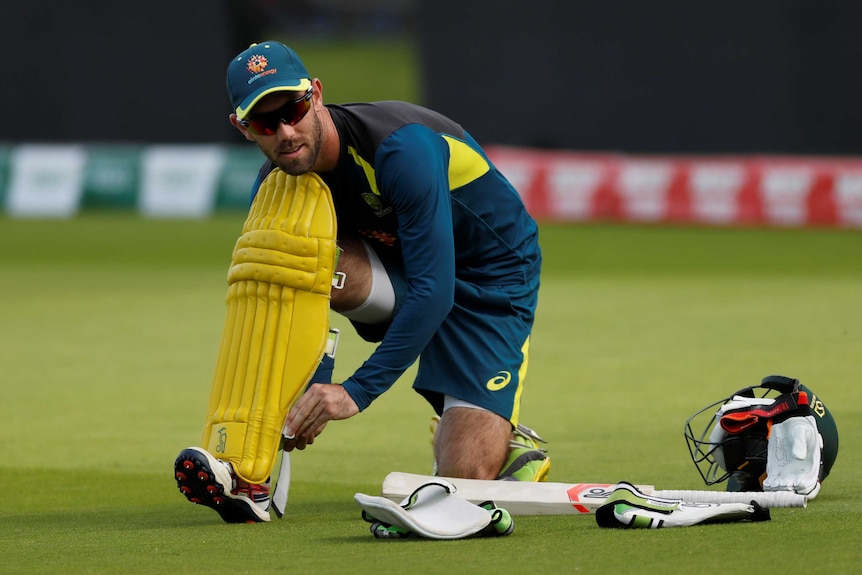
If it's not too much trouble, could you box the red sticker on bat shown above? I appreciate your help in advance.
[566,484,616,513]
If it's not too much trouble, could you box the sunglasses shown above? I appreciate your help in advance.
[239,87,313,135]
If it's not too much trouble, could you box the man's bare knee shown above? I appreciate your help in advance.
[434,407,511,480]
[331,234,372,312]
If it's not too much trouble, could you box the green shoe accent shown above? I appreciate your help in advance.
[370,521,415,539]
[479,501,515,536]
[497,446,551,482]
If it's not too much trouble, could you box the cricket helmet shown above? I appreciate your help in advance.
[684,375,839,492]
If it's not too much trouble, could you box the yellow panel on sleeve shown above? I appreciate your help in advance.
[443,135,491,189]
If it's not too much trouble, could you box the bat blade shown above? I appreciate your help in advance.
[381,472,655,515]
[381,472,808,515]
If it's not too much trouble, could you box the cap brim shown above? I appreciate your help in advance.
[235,78,311,119]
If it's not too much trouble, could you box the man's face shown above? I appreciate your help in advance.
[240,88,323,175]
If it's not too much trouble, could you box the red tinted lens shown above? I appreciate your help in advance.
[244,118,278,136]
[282,96,312,125]
[243,92,312,136]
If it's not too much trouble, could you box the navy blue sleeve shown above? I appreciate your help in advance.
[340,124,456,409]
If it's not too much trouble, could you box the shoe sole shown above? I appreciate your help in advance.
[174,447,270,523]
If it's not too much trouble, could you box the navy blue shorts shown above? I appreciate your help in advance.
[350,247,539,425]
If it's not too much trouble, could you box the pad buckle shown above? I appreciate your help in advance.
[332,272,346,290]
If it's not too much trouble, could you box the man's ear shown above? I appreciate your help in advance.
[229,113,255,142]
[311,78,324,109]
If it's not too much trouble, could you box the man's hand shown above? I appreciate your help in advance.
[283,383,360,451]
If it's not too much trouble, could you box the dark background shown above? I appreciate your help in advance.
[0,0,246,144]
[418,0,862,154]
[2,0,860,154]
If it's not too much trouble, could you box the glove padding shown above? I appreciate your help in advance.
[596,482,770,529]
[355,480,513,539]
[764,415,823,498]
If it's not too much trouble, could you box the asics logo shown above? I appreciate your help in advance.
[216,427,227,453]
[486,371,512,391]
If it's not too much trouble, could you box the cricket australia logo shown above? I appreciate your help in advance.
[247,55,268,73]
[486,371,512,391]
[216,427,228,453]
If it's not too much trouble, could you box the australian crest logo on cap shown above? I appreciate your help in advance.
[246,54,277,85]
[247,55,268,73]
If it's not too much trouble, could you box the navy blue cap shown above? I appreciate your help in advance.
[227,41,311,119]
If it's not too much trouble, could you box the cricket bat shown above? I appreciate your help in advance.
[381,472,807,515]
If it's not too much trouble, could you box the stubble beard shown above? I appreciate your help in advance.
[265,110,323,176]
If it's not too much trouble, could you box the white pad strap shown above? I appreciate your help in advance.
[764,415,823,498]
[355,480,493,539]
[271,452,291,518]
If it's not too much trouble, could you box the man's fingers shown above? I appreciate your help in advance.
[284,384,358,441]
[282,423,322,452]
[298,399,330,436]
[313,421,328,437]
[283,392,315,438]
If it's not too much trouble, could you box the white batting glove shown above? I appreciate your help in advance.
[764,416,822,498]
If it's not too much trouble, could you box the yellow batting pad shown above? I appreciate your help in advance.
[202,169,337,484]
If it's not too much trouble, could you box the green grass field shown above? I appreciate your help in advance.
[1,215,860,574]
